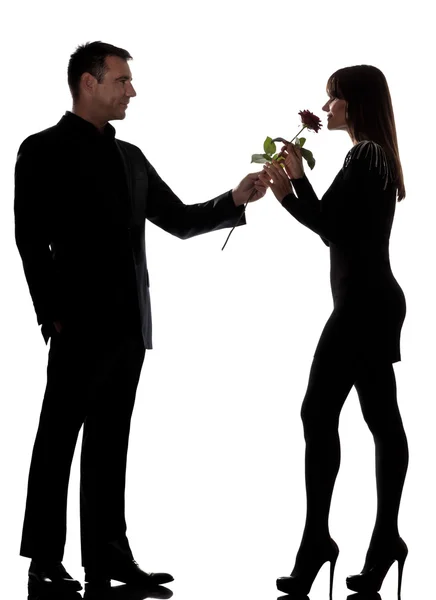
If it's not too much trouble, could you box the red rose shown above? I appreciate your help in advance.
[298,110,322,133]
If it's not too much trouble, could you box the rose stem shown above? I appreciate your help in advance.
[221,201,248,251]
[221,125,306,251]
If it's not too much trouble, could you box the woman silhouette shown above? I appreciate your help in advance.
[258,65,409,598]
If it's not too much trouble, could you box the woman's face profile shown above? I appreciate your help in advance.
[322,93,348,132]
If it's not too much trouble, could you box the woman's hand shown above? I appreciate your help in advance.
[258,160,293,204]
[279,143,305,180]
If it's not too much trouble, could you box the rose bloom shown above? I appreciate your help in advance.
[298,110,322,133]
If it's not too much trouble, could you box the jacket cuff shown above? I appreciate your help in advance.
[227,190,247,226]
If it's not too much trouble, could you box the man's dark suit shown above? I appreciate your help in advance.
[14,111,245,567]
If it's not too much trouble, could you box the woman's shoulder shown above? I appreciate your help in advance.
[342,140,395,190]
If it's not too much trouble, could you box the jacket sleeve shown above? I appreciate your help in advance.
[14,138,61,327]
[144,155,246,239]
[281,141,395,245]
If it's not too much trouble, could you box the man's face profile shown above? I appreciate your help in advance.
[84,55,136,122]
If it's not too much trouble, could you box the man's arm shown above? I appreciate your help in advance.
[143,155,264,239]
[14,138,62,333]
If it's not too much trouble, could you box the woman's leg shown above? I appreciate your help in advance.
[278,347,356,593]
[354,361,409,559]
[296,350,358,560]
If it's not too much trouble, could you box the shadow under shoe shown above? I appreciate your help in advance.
[346,537,408,596]
[276,538,339,598]
[28,561,83,594]
[84,582,173,600]
[346,593,382,600]
[28,592,82,600]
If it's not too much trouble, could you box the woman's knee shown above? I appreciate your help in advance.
[300,393,339,434]
[355,361,402,434]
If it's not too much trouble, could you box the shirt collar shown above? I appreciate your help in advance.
[60,110,117,140]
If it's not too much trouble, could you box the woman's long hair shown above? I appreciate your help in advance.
[327,65,405,201]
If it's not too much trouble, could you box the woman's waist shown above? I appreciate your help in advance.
[330,257,397,287]
[331,275,405,306]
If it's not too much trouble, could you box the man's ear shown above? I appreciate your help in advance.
[81,72,97,98]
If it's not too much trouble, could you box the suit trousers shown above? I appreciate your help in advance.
[20,322,146,566]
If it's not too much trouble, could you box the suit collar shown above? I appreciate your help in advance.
[58,111,116,139]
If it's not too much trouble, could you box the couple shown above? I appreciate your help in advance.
[14,41,408,598]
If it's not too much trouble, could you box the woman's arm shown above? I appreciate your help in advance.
[264,141,395,245]
[283,175,330,246]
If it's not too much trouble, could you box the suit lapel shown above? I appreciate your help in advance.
[115,140,134,225]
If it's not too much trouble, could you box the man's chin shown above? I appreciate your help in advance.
[108,113,127,122]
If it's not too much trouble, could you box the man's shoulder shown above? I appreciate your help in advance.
[18,121,63,154]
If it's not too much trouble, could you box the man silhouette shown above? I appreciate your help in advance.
[14,40,265,594]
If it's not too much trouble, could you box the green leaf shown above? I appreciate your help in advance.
[277,155,285,162]
[251,154,269,164]
[272,153,279,160]
[263,153,273,161]
[263,136,276,155]
[298,137,306,147]
[300,147,315,169]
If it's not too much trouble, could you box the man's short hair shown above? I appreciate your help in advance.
[67,41,132,102]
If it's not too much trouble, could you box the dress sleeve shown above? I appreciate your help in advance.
[281,141,395,245]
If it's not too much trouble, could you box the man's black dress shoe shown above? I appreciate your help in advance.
[28,560,83,592]
[85,560,174,586]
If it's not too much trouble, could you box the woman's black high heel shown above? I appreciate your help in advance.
[277,538,339,598]
[346,537,408,597]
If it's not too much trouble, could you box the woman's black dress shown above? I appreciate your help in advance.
[282,140,406,364]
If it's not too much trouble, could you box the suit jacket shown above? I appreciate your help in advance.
[14,111,246,348]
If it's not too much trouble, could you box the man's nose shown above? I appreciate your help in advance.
[127,83,137,97]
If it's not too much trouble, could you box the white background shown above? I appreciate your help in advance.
[0,1,434,598]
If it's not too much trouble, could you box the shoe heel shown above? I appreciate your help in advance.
[397,548,408,598]
[329,554,338,600]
